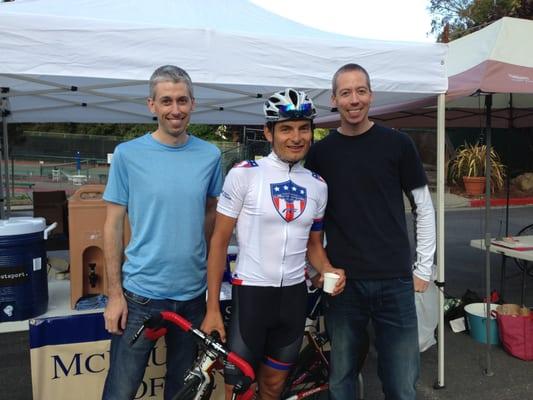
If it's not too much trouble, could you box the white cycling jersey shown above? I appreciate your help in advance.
[217,152,328,287]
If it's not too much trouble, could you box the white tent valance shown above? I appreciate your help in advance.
[0,0,447,124]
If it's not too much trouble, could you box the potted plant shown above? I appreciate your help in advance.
[447,142,506,196]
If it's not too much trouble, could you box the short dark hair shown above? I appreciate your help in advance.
[149,65,194,99]
[332,63,372,95]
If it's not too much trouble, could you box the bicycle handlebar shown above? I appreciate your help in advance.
[130,310,256,399]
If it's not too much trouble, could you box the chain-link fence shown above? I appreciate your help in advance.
[7,131,271,200]
[13,131,121,162]
[242,127,270,161]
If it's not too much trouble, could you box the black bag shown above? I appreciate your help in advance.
[444,289,483,321]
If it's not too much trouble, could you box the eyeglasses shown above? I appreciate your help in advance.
[278,103,314,119]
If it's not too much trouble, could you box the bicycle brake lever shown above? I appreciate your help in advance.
[232,376,253,394]
[129,324,146,346]
[130,314,166,346]
[145,313,165,329]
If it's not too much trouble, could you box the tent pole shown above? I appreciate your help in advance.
[0,100,5,220]
[498,92,513,301]
[505,93,513,234]
[435,93,446,389]
[0,98,9,219]
[1,100,10,218]
[484,94,494,376]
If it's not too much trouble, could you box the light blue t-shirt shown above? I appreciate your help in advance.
[103,133,223,301]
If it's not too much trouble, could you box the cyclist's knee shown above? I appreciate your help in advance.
[258,382,285,400]
[258,366,289,399]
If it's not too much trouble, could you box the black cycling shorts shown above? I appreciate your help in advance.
[224,281,307,384]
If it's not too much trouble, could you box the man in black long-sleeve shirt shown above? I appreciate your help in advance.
[305,63,436,400]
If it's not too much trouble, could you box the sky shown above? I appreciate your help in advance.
[252,0,435,43]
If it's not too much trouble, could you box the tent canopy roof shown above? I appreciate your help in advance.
[0,0,364,40]
[448,17,533,99]
[448,17,533,77]
[0,0,447,124]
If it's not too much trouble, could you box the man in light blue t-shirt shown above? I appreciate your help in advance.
[102,65,223,400]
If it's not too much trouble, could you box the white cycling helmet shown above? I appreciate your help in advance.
[264,88,317,122]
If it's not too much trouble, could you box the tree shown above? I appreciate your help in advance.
[429,0,533,41]
[19,122,230,142]
[189,124,230,141]
[313,128,330,142]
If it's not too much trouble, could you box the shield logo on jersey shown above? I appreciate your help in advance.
[270,180,307,222]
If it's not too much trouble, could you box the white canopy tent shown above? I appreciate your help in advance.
[446,17,533,376]
[0,0,449,388]
[0,0,447,124]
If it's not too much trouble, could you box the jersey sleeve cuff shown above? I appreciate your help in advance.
[216,205,240,219]
[103,196,128,206]
[413,264,434,281]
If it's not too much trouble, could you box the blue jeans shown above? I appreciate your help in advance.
[325,278,419,400]
[102,289,206,400]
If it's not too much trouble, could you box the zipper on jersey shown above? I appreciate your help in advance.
[280,221,288,286]
[280,165,294,286]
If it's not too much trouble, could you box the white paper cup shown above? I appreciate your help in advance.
[323,272,340,294]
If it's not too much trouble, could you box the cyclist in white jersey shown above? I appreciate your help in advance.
[201,88,345,400]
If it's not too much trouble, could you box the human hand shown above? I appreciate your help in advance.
[201,310,227,343]
[322,267,346,296]
[413,275,429,293]
[104,293,128,334]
